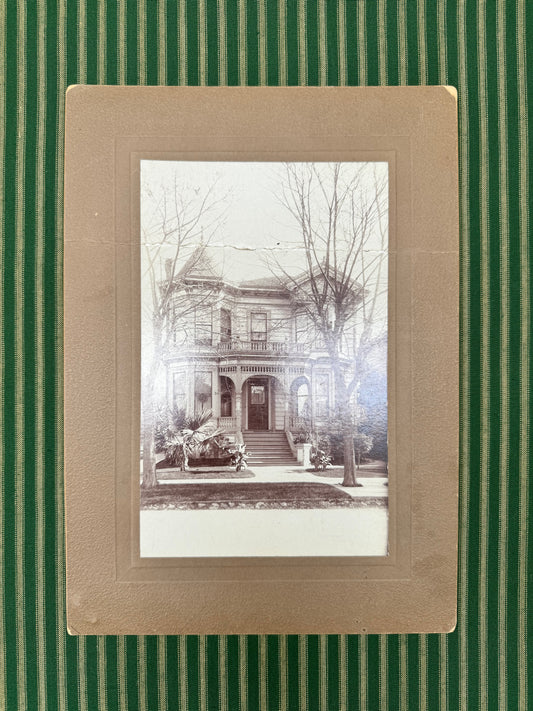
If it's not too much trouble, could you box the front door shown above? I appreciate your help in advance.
[247,379,269,430]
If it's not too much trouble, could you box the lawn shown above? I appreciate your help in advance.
[141,481,367,510]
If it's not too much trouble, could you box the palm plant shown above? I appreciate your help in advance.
[164,408,224,470]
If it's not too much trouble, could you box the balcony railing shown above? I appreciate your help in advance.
[217,340,307,355]
[165,339,311,358]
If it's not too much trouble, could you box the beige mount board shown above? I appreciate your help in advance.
[64,86,458,634]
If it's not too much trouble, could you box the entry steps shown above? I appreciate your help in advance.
[242,431,297,467]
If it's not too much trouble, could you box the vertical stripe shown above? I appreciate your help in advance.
[15,3,27,706]
[77,636,88,711]
[198,0,207,85]
[217,0,227,85]
[399,635,408,711]
[35,2,47,708]
[158,636,167,711]
[77,0,86,82]
[379,636,387,711]
[279,635,288,710]
[516,2,529,709]
[437,0,448,83]
[259,635,268,709]
[417,0,427,84]
[278,0,287,85]
[137,637,147,711]
[496,3,509,709]
[297,0,306,85]
[439,635,448,711]
[258,0,267,84]
[138,0,146,83]
[117,637,127,710]
[338,636,346,711]
[477,2,490,710]
[317,0,326,85]
[97,0,106,84]
[397,0,407,84]
[198,636,207,711]
[319,635,327,711]
[377,0,387,85]
[337,0,346,86]
[158,0,166,84]
[97,637,108,711]
[419,636,427,711]
[117,0,126,84]
[178,0,187,85]
[298,635,307,711]
[239,636,247,711]
[356,1,366,85]
[55,2,67,708]
[457,0,470,708]
[0,1,7,708]
[359,635,367,711]
[238,0,246,85]
[218,636,228,711]
[178,636,188,711]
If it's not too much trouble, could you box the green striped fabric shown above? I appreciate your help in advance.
[1,1,531,709]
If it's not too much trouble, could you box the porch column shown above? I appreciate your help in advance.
[212,372,221,419]
[235,390,243,437]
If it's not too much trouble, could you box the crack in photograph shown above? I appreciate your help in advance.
[139,160,389,557]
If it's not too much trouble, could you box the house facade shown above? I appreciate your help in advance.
[163,246,358,442]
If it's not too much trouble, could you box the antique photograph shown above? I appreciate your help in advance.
[139,159,389,557]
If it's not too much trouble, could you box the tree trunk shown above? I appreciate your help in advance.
[332,360,362,488]
[141,359,160,489]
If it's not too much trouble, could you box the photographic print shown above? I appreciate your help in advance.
[140,160,389,558]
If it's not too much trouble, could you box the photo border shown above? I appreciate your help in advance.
[64,87,458,634]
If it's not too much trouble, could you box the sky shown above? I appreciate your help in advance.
[140,159,389,283]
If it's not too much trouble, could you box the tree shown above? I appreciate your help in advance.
[268,162,388,486]
[141,172,224,488]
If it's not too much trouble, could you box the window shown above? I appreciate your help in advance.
[315,373,330,418]
[194,371,212,413]
[220,308,232,343]
[295,312,311,345]
[251,312,267,342]
[194,305,212,346]
[173,371,187,411]
[250,385,266,405]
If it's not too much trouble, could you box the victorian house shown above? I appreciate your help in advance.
[163,245,359,464]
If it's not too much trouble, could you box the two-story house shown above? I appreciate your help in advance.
[163,245,359,464]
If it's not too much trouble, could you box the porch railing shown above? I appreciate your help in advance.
[289,416,311,431]
[218,416,237,431]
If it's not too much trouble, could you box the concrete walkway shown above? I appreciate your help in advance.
[159,464,388,500]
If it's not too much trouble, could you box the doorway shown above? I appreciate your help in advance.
[247,378,269,430]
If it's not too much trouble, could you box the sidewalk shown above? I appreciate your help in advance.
[160,464,388,501]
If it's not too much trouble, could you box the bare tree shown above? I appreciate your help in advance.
[141,173,224,488]
[268,162,388,486]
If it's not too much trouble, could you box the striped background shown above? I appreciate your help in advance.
[1,1,531,709]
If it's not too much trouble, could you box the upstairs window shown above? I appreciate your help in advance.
[251,312,267,342]
[295,312,312,345]
[220,308,232,343]
[194,305,212,346]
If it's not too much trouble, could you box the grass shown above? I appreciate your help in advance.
[140,481,372,510]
